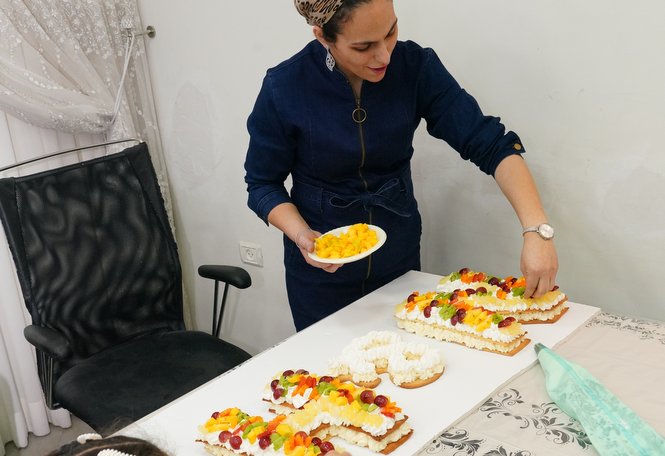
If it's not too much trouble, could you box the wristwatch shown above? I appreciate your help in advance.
[522,223,554,240]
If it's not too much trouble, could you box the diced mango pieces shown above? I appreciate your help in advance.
[314,223,378,258]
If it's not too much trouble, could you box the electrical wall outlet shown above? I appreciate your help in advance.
[238,241,263,267]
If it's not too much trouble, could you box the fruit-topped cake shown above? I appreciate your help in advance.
[394,290,530,355]
[263,369,412,454]
[196,407,338,456]
[327,331,444,388]
[437,268,568,323]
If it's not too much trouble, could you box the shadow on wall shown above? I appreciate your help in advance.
[168,82,222,190]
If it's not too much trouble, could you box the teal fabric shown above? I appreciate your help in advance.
[536,343,665,455]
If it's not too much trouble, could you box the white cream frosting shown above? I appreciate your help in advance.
[284,396,405,438]
[436,278,482,293]
[327,331,444,386]
[471,291,566,312]
[436,276,566,321]
[262,382,314,410]
[263,373,407,446]
[200,432,284,456]
[437,276,567,315]
[394,304,521,343]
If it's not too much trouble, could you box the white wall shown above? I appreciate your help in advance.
[138,0,665,354]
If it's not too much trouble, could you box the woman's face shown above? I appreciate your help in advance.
[320,0,398,86]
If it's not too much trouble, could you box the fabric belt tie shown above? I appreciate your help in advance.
[328,177,411,217]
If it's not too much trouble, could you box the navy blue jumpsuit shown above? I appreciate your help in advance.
[244,40,524,330]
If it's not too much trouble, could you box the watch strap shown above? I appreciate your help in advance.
[522,223,554,240]
[522,226,540,235]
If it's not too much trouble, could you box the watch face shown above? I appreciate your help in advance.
[538,223,554,239]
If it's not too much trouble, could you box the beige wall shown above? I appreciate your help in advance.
[138,0,665,354]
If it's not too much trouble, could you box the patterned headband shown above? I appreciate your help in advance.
[294,0,345,27]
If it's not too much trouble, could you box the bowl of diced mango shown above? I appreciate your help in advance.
[307,223,387,264]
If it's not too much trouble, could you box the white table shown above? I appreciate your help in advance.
[120,270,600,455]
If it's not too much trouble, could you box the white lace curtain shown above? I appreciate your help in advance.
[0,0,179,451]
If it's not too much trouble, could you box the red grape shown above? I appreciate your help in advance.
[450,315,458,326]
[465,288,476,295]
[211,411,220,419]
[311,437,322,446]
[476,286,487,294]
[319,441,335,454]
[360,389,375,404]
[270,379,279,390]
[229,435,242,450]
[459,267,470,274]
[282,369,294,377]
[259,436,271,449]
[218,431,232,443]
[273,387,285,400]
[296,369,309,375]
[374,395,388,407]
[423,305,432,318]
[318,375,334,384]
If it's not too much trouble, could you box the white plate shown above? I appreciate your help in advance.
[307,224,387,264]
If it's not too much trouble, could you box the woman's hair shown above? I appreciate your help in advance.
[321,0,373,42]
[45,435,168,456]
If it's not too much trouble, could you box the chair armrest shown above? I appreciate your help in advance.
[198,265,251,289]
[24,325,72,360]
[199,265,252,338]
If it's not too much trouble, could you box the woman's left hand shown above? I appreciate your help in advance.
[520,235,558,298]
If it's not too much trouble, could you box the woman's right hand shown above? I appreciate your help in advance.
[266,203,343,273]
[296,228,343,273]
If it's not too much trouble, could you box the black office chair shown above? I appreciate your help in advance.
[0,142,252,433]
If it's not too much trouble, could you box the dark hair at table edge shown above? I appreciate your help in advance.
[44,435,169,456]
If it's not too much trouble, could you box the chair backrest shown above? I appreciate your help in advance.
[0,143,184,363]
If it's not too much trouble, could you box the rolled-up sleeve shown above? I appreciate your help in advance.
[417,48,524,176]
[244,73,297,224]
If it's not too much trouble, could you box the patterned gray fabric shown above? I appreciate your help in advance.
[417,313,665,456]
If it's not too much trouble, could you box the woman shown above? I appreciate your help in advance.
[244,0,558,331]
